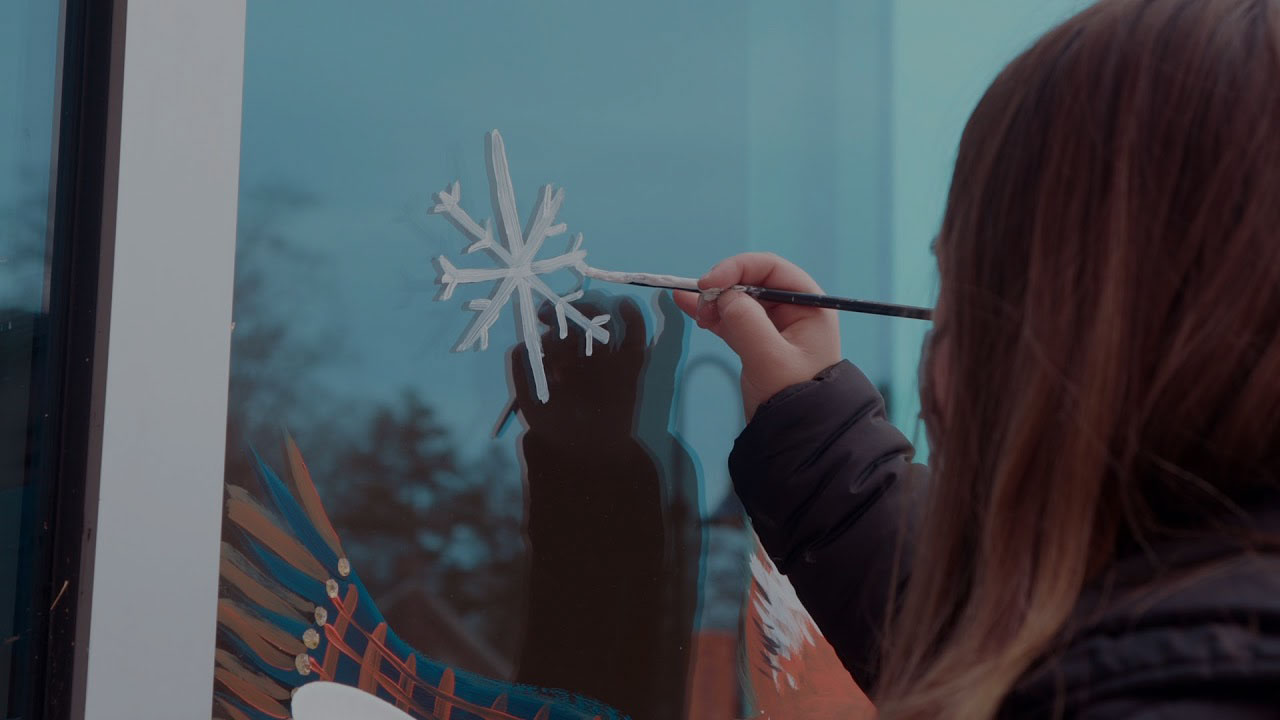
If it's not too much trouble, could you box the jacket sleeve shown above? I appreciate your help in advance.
[729,360,928,694]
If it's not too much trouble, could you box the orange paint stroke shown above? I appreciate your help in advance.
[219,598,306,658]
[397,652,418,711]
[317,625,431,716]
[214,667,289,719]
[322,590,551,720]
[225,484,330,581]
[371,672,433,717]
[217,605,297,672]
[322,623,363,661]
[284,433,345,559]
[321,585,359,678]
[358,622,388,693]
[374,671,534,720]
[215,649,292,700]
[318,620,525,720]
[435,667,456,720]
[220,543,311,622]
[214,696,255,720]
[307,656,331,681]
[329,591,429,689]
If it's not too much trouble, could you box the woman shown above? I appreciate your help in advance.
[675,0,1280,717]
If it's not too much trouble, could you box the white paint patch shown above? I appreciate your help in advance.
[750,550,820,691]
[292,682,415,720]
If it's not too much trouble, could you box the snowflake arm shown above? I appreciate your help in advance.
[430,182,511,264]
[528,274,609,351]
[436,256,513,301]
[486,130,526,256]
[515,281,547,398]
[452,275,519,352]
[519,184,567,263]
[550,290,584,339]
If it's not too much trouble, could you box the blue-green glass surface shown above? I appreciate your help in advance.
[0,0,63,715]
[222,2,1087,716]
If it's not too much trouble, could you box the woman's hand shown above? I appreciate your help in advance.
[674,253,841,420]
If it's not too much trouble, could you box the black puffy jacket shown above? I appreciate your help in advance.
[730,361,1280,718]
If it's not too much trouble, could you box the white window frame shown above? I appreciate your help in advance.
[81,2,247,717]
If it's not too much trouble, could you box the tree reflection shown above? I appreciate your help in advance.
[327,390,525,676]
[221,188,524,673]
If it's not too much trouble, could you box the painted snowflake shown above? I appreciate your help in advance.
[430,130,609,403]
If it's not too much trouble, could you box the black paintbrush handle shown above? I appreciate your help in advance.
[742,286,934,321]
[491,281,931,436]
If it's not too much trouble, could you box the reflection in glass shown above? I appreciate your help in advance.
[0,0,65,715]
[217,2,893,718]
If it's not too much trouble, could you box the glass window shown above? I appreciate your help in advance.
[0,0,68,716]
[219,5,892,718]
[215,2,1084,718]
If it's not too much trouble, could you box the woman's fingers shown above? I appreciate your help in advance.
[709,289,792,362]
[699,252,824,294]
[675,286,796,369]
[678,251,832,335]
[672,289,700,320]
[672,289,723,329]
[675,253,842,418]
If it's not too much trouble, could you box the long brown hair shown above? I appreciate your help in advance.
[875,1,1280,717]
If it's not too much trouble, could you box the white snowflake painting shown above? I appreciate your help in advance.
[429,130,610,403]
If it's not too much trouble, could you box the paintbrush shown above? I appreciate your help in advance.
[578,265,934,321]
[491,264,932,436]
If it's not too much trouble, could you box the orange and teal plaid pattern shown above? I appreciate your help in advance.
[213,435,624,720]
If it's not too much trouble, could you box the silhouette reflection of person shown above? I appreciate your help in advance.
[510,292,697,720]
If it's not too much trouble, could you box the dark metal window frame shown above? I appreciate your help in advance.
[20,1,125,718]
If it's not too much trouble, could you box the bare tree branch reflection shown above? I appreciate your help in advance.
[221,186,527,673]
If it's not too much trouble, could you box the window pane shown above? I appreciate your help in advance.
[218,2,1093,718]
[0,0,65,715]
[217,3,892,718]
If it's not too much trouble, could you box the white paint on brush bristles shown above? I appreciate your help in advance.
[576,266,700,293]
[578,265,740,299]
